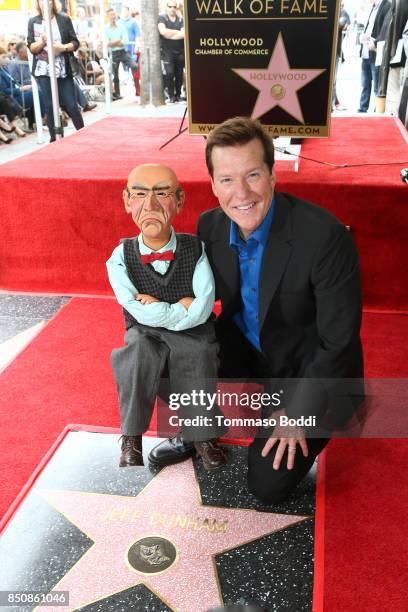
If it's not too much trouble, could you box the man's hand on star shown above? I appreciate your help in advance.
[261,409,308,470]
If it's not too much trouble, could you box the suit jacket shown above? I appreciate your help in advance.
[361,0,391,61]
[27,12,79,77]
[198,192,364,429]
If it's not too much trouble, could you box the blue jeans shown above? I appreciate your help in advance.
[14,89,46,120]
[74,81,88,108]
[36,75,84,140]
[359,58,379,112]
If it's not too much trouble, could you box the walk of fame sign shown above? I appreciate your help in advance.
[184,0,340,137]
[0,431,318,612]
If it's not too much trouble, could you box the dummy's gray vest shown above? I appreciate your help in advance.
[122,233,202,330]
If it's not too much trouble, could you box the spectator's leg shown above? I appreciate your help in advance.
[36,75,56,140]
[58,77,84,130]
[372,61,380,98]
[134,51,141,96]
[358,58,372,112]
[174,51,185,100]
[248,435,329,503]
[34,87,46,117]
[385,66,402,115]
[18,90,33,110]
[111,53,121,97]
[121,52,139,96]
[161,48,175,101]
[16,90,35,127]
[0,92,18,123]
[131,60,140,96]
[332,55,340,108]
[111,326,169,436]
[73,80,88,109]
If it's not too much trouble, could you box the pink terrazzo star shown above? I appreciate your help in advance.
[34,460,308,612]
[233,32,325,124]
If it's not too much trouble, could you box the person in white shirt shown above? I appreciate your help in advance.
[105,7,138,99]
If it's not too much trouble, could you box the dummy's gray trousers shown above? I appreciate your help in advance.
[111,322,227,442]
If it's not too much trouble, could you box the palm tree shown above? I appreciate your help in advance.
[140,0,164,106]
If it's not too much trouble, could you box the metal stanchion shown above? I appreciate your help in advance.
[21,49,45,143]
[31,74,45,143]
[43,0,62,139]
[99,0,111,114]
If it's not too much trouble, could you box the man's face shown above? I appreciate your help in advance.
[210,138,275,239]
[108,10,116,25]
[123,165,184,243]
[121,6,130,19]
[18,46,28,61]
[166,2,178,17]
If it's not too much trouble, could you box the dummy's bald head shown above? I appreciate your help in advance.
[126,164,182,198]
[123,164,185,248]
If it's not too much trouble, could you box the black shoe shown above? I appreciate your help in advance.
[148,434,194,468]
[112,94,123,101]
[82,102,97,112]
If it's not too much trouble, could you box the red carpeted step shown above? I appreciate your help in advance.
[0,116,407,309]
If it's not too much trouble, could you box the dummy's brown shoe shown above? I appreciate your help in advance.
[194,440,226,470]
[119,435,144,467]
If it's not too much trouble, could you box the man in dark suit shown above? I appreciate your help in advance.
[148,116,364,503]
[195,116,364,502]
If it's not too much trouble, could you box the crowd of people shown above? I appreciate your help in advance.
[1,0,407,146]
[0,2,186,146]
[331,0,408,124]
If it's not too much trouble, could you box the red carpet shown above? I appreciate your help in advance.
[324,438,407,611]
[0,116,407,310]
[0,298,407,610]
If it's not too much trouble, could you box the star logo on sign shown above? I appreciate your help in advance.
[33,460,307,612]
[233,33,326,124]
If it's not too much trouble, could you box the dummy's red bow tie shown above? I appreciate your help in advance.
[140,250,175,265]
